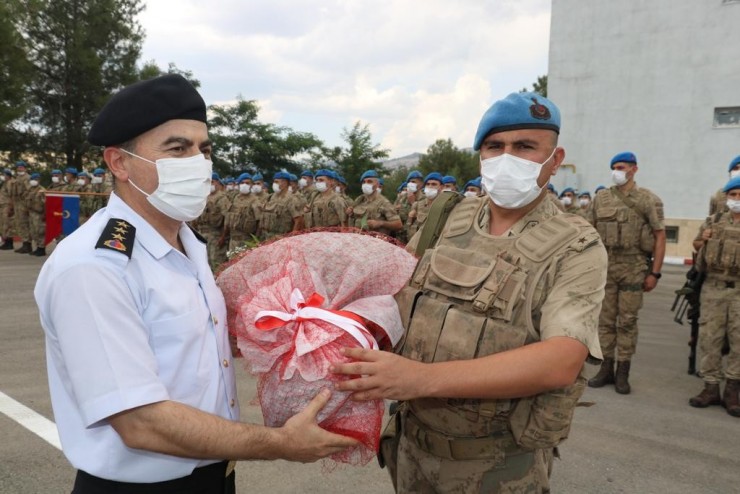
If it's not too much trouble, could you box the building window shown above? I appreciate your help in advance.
[723,0,740,4]
[714,107,740,128]
[666,226,679,244]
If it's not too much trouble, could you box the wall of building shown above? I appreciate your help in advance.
[548,0,740,258]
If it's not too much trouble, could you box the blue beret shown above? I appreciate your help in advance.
[211,172,221,181]
[473,92,560,150]
[51,169,62,175]
[300,170,314,178]
[237,172,252,182]
[578,191,591,198]
[463,179,480,190]
[610,152,637,168]
[2,168,12,176]
[337,175,347,185]
[314,169,333,179]
[595,185,607,193]
[93,168,105,176]
[15,161,27,168]
[77,171,88,178]
[379,178,385,186]
[273,171,291,181]
[442,175,457,185]
[424,172,444,184]
[65,167,77,174]
[252,173,263,181]
[30,172,40,179]
[728,155,740,173]
[225,177,236,184]
[559,187,575,197]
[723,176,740,193]
[288,174,298,182]
[406,170,423,181]
[546,183,556,193]
[397,181,408,193]
[88,74,206,146]
[360,170,380,181]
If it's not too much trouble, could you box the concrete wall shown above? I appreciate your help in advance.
[548,0,740,257]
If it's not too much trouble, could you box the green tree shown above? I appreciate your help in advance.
[417,138,479,186]
[13,0,144,169]
[326,121,389,197]
[139,61,201,88]
[208,97,324,179]
[521,74,547,97]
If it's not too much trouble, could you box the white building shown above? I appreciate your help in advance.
[548,0,740,258]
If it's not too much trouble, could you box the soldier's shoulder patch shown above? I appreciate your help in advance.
[188,224,207,244]
[95,218,135,258]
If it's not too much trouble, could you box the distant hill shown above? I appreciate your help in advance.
[381,152,423,171]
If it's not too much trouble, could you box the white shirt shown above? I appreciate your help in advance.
[35,193,239,482]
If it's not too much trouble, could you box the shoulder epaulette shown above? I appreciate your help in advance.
[95,218,136,258]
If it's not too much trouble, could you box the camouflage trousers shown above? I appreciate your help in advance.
[598,257,648,361]
[201,228,228,269]
[29,212,45,249]
[395,434,553,493]
[0,204,13,238]
[13,201,30,240]
[698,279,740,383]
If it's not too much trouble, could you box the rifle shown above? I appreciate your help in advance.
[671,264,705,375]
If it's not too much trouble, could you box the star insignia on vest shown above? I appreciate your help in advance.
[529,97,551,121]
[96,218,136,258]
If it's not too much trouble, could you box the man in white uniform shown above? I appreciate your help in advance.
[35,74,355,494]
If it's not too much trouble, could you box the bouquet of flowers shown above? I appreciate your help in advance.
[216,231,417,466]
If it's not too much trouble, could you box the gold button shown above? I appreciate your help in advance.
[230,399,235,407]
[223,359,229,368]
[212,315,218,325]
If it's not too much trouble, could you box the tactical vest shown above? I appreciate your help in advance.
[352,195,393,234]
[397,198,599,450]
[261,193,295,235]
[202,191,229,231]
[226,195,257,236]
[702,213,740,276]
[593,188,653,255]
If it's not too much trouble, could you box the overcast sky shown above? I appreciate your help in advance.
[138,0,551,159]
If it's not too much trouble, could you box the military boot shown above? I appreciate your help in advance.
[14,241,31,254]
[0,237,13,250]
[689,383,721,408]
[723,379,740,417]
[588,358,614,388]
[614,360,631,394]
[32,246,46,257]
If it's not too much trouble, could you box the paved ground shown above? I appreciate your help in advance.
[1,245,738,493]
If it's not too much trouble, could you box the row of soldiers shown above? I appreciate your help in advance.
[0,161,112,256]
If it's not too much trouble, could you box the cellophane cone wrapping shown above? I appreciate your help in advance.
[216,232,417,467]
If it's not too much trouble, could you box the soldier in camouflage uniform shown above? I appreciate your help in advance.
[708,155,740,215]
[0,169,15,249]
[587,152,666,394]
[346,170,402,236]
[334,92,607,493]
[298,170,317,202]
[558,187,579,214]
[249,173,268,231]
[441,175,457,192]
[576,191,592,220]
[10,161,32,253]
[304,169,347,228]
[224,172,258,252]
[47,169,66,192]
[462,178,482,198]
[259,171,304,240]
[89,168,112,214]
[395,170,424,243]
[406,172,444,239]
[200,173,231,268]
[61,168,79,192]
[688,176,740,417]
[26,173,47,256]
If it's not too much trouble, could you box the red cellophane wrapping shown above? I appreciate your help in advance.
[216,231,417,467]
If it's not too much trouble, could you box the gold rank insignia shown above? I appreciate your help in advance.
[95,218,136,258]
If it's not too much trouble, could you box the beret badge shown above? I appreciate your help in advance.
[529,97,551,121]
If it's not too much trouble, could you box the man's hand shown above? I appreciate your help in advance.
[276,389,359,463]
[366,219,382,230]
[643,274,658,292]
[331,348,426,401]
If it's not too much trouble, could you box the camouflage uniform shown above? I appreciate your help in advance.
[394,196,606,493]
[47,179,66,192]
[547,193,565,212]
[708,187,728,216]
[305,189,347,228]
[406,195,436,239]
[77,183,94,224]
[0,176,15,245]
[350,192,401,236]
[694,212,740,385]
[589,185,664,361]
[26,183,46,251]
[225,192,258,252]
[9,173,31,245]
[395,190,423,243]
[200,189,231,267]
[259,191,302,240]
[83,182,112,222]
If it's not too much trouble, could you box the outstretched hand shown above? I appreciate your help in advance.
[277,389,359,463]
[331,348,427,401]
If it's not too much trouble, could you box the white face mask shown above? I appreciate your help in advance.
[315,181,328,193]
[272,182,282,193]
[29,180,39,187]
[561,196,572,206]
[611,169,628,186]
[480,149,555,209]
[51,176,60,183]
[16,170,26,176]
[77,178,86,186]
[578,198,590,208]
[335,186,342,194]
[120,149,213,222]
[407,182,418,193]
[239,183,251,194]
[361,183,375,195]
[251,184,263,194]
[730,170,740,179]
[298,178,308,188]
[210,184,217,193]
[92,176,103,184]
[226,184,235,191]
[424,186,439,199]
[464,190,478,198]
[727,198,740,213]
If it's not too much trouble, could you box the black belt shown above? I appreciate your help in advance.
[72,460,235,494]
[710,279,737,289]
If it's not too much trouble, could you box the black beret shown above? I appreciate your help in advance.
[88,74,207,146]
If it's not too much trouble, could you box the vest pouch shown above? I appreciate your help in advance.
[394,285,423,335]
[704,238,723,270]
[423,245,495,301]
[401,295,453,363]
[720,239,738,271]
[433,307,487,362]
[639,223,655,255]
[509,377,586,450]
[596,211,619,248]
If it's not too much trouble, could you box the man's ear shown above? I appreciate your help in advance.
[550,147,565,176]
[104,147,129,182]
